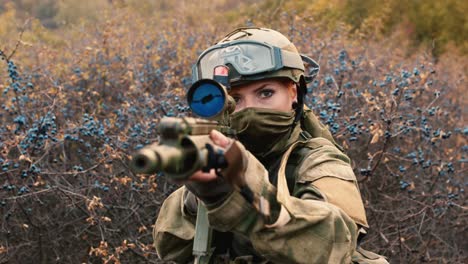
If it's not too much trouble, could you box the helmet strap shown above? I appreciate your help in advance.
[293,79,306,125]
[293,85,305,126]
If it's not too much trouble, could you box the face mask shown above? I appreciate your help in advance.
[230,108,296,159]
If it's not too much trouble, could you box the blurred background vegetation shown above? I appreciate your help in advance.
[0,0,466,263]
[1,0,467,56]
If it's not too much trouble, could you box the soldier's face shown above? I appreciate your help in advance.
[229,79,297,112]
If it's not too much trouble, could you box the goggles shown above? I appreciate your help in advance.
[192,40,305,82]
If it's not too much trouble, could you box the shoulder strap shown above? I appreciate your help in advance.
[285,144,311,193]
[265,131,310,191]
[193,204,214,264]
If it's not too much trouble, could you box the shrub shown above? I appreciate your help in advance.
[0,3,466,263]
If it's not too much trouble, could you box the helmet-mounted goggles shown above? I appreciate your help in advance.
[192,40,306,82]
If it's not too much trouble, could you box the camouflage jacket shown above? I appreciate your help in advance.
[153,137,377,263]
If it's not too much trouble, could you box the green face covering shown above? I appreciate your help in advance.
[230,108,296,159]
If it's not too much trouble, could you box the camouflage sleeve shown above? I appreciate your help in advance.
[153,187,196,263]
[205,140,360,264]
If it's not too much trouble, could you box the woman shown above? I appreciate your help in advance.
[153,27,388,264]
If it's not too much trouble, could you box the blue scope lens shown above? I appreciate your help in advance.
[188,80,226,118]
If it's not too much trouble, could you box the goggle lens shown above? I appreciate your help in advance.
[197,42,277,80]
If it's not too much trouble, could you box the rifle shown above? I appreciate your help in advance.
[130,117,234,179]
[130,66,236,263]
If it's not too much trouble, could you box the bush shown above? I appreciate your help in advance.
[0,3,466,263]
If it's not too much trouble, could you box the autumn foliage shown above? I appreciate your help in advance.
[0,1,466,263]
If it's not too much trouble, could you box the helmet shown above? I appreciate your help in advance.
[192,27,319,119]
[192,27,318,88]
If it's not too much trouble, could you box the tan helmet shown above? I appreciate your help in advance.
[220,27,305,84]
[193,27,318,95]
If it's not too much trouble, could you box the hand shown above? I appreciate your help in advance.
[189,130,233,182]
[185,130,234,205]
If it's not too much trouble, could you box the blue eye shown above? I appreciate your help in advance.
[259,89,274,98]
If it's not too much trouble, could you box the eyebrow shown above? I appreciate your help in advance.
[229,82,274,96]
[253,83,271,93]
